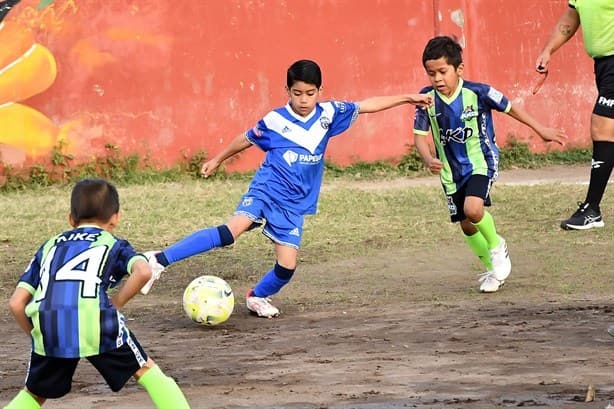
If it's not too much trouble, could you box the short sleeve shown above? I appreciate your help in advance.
[327,101,359,137]
[481,85,511,113]
[108,239,142,287]
[245,119,271,151]
[413,105,431,135]
[17,253,43,295]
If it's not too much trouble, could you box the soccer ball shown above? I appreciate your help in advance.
[182,275,234,326]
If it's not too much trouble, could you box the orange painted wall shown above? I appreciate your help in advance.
[0,0,592,173]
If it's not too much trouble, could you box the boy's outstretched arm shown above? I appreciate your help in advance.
[201,133,252,178]
[8,288,33,336]
[112,258,152,309]
[507,104,567,146]
[358,94,433,114]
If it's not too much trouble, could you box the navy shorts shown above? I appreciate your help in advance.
[235,193,304,249]
[593,55,614,119]
[25,332,148,398]
[445,174,493,223]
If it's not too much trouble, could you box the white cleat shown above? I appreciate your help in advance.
[246,289,280,318]
[140,251,165,295]
[489,236,511,282]
[478,270,505,293]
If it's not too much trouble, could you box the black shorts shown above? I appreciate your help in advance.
[445,174,493,223]
[25,332,148,398]
[593,55,614,119]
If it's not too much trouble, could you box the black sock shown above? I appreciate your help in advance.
[585,141,614,211]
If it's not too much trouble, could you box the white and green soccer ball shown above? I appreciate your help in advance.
[182,275,234,326]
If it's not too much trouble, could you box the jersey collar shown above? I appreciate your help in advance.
[285,102,317,122]
[436,77,464,104]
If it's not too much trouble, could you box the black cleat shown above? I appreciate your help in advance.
[560,202,604,230]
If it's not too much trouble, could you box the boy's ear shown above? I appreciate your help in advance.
[68,213,77,228]
[457,62,465,76]
[108,212,120,229]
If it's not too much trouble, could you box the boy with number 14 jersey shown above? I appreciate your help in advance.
[5,179,189,409]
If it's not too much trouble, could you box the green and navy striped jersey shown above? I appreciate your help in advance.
[569,0,614,58]
[17,225,146,358]
[413,78,511,195]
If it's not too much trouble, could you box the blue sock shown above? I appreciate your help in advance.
[252,263,295,298]
[160,225,234,265]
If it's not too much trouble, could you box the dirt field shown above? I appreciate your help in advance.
[1,166,613,409]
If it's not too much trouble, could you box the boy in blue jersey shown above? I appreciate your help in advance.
[141,59,433,317]
[413,36,567,293]
[4,179,190,409]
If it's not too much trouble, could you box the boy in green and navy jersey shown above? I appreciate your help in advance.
[413,36,567,293]
[4,179,189,409]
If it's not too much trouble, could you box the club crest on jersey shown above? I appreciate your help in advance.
[460,105,478,122]
[283,150,299,166]
[320,116,330,129]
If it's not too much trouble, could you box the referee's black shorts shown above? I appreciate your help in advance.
[594,54,614,119]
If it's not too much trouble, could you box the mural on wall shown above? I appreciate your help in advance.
[0,0,64,166]
[0,0,594,179]
[0,0,173,173]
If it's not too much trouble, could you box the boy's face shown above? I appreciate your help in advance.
[286,81,321,117]
[424,57,464,98]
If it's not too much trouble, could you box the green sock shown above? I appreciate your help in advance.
[137,365,190,409]
[464,231,493,270]
[3,390,40,409]
[472,211,501,250]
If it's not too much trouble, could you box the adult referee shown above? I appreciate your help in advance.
[536,0,614,231]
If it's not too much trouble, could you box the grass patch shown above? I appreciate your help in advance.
[0,175,611,305]
[0,142,592,191]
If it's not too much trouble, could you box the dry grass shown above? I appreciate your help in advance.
[0,174,612,305]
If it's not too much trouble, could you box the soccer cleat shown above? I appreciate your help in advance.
[246,289,280,318]
[560,202,605,230]
[478,270,505,293]
[140,251,165,295]
[608,326,614,338]
[489,236,511,282]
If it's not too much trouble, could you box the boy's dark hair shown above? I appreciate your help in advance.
[422,36,463,69]
[71,178,120,224]
[287,59,322,88]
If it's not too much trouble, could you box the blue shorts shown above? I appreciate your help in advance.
[445,174,493,223]
[235,193,304,249]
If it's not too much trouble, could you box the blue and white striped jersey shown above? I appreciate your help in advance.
[245,101,359,214]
